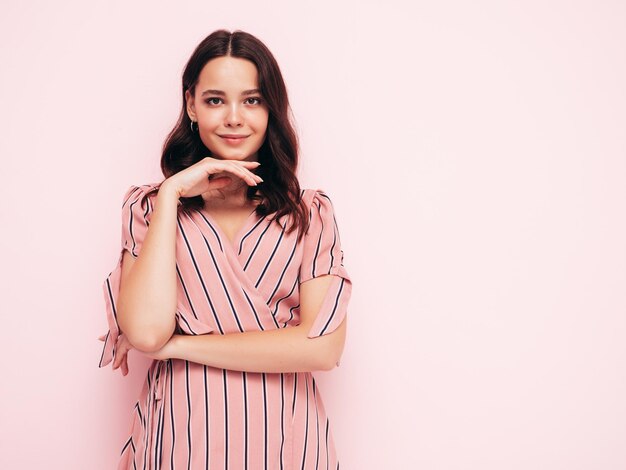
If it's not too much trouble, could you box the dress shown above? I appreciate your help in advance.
[98,181,352,470]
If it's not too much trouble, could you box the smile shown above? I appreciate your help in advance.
[220,135,248,145]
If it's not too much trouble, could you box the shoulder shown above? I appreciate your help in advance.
[121,181,163,207]
[120,181,163,221]
[299,188,342,233]
[300,188,335,211]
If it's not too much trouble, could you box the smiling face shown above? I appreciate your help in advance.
[185,56,269,163]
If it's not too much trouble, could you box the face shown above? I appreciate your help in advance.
[185,56,269,163]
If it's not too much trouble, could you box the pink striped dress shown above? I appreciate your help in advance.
[98,181,352,470]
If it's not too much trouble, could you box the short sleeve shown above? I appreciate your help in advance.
[299,189,353,345]
[98,182,161,368]
[121,183,161,259]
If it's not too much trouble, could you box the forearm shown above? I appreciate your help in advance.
[171,326,333,373]
[118,182,179,350]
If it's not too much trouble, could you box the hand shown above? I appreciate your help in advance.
[98,332,133,376]
[163,156,263,200]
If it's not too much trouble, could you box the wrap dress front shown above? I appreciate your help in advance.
[98,181,352,470]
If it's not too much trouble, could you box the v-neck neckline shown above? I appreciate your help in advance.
[197,205,261,252]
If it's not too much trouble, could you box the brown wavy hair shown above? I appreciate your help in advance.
[159,29,309,241]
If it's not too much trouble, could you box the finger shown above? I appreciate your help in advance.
[233,161,263,181]
[114,356,125,371]
[121,358,129,376]
[214,160,258,175]
[98,334,106,342]
[207,161,260,186]
[230,159,261,170]
[112,349,125,370]
[237,160,261,167]
[238,164,263,182]
[205,156,259,167]
[249,171,264,184]
[224,163,261,186]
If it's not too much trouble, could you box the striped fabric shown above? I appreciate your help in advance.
[98,182,352,469]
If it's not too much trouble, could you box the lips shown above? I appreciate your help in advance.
[220,135,248,145]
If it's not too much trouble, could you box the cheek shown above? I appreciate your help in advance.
[251,111,269,131]
[198,111,221,127]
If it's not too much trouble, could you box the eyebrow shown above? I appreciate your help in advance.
[201,88,261,97]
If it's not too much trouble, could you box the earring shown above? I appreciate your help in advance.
[190,120,198,132]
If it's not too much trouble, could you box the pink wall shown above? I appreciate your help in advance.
[1,1,625,469]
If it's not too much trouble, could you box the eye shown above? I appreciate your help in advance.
[246,97,262,105]
[204,97,222,105]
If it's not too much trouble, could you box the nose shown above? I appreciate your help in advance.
[225,103,243,127]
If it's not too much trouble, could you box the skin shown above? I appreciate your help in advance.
[100,55,347,375]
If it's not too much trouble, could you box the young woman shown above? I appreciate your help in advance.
[98,29,353,469]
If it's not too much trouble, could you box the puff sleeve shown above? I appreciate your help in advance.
[299,189,353,342]
[97,182,161,368]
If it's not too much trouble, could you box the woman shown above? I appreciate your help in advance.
[98,29,353,469]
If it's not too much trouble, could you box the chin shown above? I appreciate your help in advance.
[217,147,261,159]
[214,151,251,160]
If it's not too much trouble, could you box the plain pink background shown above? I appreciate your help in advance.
[1,1,625,469]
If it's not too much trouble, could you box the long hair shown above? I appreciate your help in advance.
[160,29,309,241]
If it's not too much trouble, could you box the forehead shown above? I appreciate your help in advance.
[197,56,259,90]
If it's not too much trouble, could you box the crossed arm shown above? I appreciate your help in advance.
[115,250,347,374]
[169,311,346,373]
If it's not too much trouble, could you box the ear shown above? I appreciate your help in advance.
[185,89,197,121]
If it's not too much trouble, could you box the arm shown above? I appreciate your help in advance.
[117,182,180,352]
[170,274,347,373]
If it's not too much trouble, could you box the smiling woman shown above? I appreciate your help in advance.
[185,57,270,168]
[98,29,353,470]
